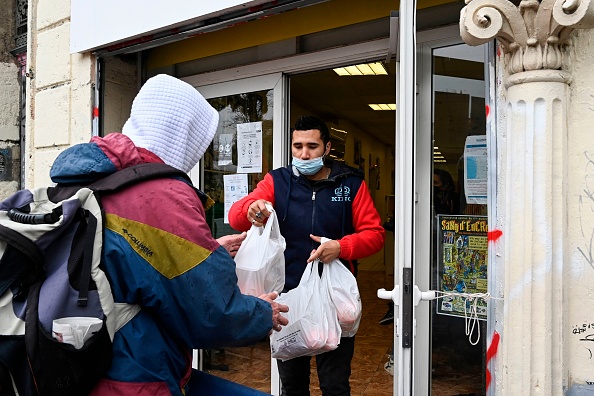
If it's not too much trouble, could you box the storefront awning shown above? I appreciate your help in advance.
[70,0,326,55]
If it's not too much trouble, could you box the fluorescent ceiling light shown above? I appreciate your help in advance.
[368,104,396,111]
[434,159,447,163]
[331,127,348,134]
[333,62,388,76]
[334,68,351,76]
[434,155,445,159]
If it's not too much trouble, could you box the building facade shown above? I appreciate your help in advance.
[0,0,24,197]
[15,0,594,394]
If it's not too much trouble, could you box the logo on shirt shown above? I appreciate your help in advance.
[331,186,351,202]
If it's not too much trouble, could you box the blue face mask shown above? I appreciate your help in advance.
[292,155,325,175]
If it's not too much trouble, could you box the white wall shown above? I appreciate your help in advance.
[27,0,94,188]
[564,28,594,391]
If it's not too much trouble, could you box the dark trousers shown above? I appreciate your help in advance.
[277,336,355,396]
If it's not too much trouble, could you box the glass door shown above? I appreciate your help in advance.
[413,37,489,394]
[186,73,287,393]
[385,13,489,393]
[427,42,487,395]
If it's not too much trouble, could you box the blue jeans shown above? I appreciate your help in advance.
[277,336,355,396]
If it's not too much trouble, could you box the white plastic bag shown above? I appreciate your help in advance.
[270,262,337,361]
[234,204,285,296]
[324,256,362,337]
[318,261,342,352]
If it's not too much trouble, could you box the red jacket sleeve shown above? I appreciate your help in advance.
[228,173,276,232]
[338,180,386,260]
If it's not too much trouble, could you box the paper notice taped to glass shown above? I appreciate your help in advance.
[464,136,488,205]
[224,173,248,224]
[237,121,263,174]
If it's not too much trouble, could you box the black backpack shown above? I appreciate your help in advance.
[0,163,192,396]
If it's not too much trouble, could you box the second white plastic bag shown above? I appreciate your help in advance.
[325,259,362,337]
[319,237,362,337]
[270,262,340,361]
[234,204,285,296]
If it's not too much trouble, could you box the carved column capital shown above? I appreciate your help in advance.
[460,0,594,76]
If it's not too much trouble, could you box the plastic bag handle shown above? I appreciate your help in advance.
[262,204,283,241]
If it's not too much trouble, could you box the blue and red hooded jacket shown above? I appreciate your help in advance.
[49,133,273,396]
[228,161,385,291]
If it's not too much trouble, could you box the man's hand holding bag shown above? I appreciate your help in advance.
[234,204,286,296]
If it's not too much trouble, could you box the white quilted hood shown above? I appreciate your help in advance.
[122,74,219,173]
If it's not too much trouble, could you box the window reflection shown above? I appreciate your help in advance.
[204,90,273,238]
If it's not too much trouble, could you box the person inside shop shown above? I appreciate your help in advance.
[433,168,459,215]
[228,115,385,396]
[49,74,289,396]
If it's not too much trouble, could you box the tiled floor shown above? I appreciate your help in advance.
[205,261,485,395]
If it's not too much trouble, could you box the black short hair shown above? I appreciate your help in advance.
[292,115,330,145]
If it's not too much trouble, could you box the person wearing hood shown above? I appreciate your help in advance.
[228,115,385,396]
[49,74,288,395]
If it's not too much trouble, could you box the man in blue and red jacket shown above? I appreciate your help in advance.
[229,115,385,396]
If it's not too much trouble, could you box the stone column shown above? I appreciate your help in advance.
[504,70,569,394]
[460,0,594,393]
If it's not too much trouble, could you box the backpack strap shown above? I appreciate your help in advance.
[76,209,97,307]
[88,163,192,193]
[89,163,216,209]
[0,223,44,297]
[47,163,194,204]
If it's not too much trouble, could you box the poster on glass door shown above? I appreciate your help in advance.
[437,215,488,320]
[217,133,234,167]
[236,121,262,173]
[463,135,488,205]
[223,173,248,224]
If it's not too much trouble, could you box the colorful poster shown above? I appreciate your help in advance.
[437,215,488,320]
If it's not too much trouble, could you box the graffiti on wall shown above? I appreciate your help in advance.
[572,321,594,360]
[578,151,594,269]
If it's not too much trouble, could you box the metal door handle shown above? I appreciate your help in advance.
[377,269,438,348]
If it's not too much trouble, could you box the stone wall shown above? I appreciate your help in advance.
[0,0,21,198]
[26,0,94,188]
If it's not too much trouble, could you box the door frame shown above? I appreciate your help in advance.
[182,23,468,395]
